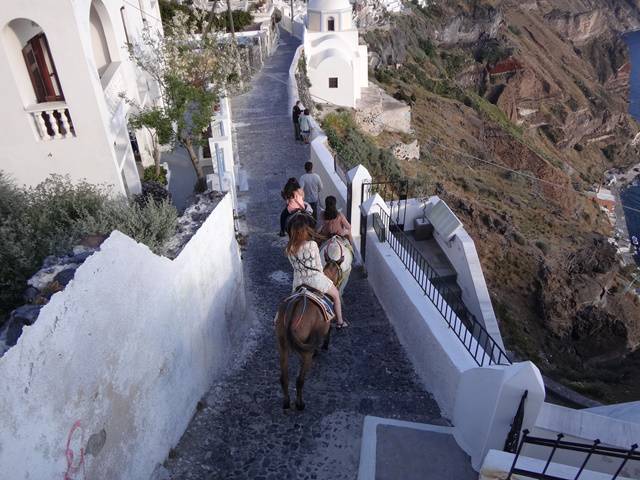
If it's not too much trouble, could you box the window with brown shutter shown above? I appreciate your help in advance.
[22,33,64,103]
[329,77,338,88]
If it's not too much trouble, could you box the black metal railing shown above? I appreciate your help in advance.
[373,208,511,367]
[361,180,409,229]
[507,430,639,480]
[504,390,528,453]
[333,154,349,185]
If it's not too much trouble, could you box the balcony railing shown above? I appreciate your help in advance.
[26,102,75,140]
[507,429,639,480]
[373,207,511,367]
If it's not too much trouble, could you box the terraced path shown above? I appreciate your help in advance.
[164,30,443,480]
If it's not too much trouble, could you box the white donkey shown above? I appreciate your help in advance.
[319,235,353,294]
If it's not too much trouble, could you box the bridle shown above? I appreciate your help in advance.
[323,236,345,288]
[323,236,345,266]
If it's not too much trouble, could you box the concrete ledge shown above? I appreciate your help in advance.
[358,416,475,480]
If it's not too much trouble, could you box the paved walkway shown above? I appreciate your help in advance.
[164,31,442,480]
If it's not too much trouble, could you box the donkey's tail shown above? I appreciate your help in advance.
[284,296,317,353]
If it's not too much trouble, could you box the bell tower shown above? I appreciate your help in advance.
[306,0,353,33]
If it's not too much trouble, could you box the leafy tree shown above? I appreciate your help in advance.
[129,8,240,189]
[128,107,173,177]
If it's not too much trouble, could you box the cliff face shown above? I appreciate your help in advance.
[363,0,640,401]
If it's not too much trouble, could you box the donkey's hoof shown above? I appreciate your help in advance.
[295,401,306,411]
[283,399,291,410]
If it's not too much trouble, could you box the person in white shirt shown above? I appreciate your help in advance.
[299,161,324,221]
[299,109,312,143]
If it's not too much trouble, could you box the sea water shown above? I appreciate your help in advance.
[624,31,640,264]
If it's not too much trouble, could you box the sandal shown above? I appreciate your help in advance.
[337,321,349,329]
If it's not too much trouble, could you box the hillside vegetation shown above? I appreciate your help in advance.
[362,0,640,401]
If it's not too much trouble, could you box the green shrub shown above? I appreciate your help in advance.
[374,68,393,84]
[508,25,522,36]
[159,1,252,33]
[418,38,435,58]
[143,165,168,185]
[467,92,524,139]
[441,51,467,78]
[475,39,512,65]
[0,174,177,316]
[212,10,254,32]
[535,240,550,255]
[321,112,401,181]
[77,199,177,254]
[136,180,172,205]
[159,0,198,30]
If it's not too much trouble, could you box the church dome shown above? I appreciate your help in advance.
[308,0,351,12]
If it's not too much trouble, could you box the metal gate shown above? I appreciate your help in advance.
[357,180,409,261]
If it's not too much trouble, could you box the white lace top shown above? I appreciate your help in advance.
[288,240,334,293]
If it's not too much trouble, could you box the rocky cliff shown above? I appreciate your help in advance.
[363,0,640,401]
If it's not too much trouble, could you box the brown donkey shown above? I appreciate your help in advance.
[275,262,341,410]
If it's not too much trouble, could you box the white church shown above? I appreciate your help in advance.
[303,0,368,108]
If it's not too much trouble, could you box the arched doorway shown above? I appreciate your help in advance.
[89,0,119,79]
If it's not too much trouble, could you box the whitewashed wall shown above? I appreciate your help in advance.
[363,228,477,415]
[0,193,247,480]
[309,136,348,210]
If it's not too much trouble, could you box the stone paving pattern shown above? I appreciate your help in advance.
[164,31,443,480]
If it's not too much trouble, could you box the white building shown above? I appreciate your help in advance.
[303,0,368,108]
[0,0,164,197]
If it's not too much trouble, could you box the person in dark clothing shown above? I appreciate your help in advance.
[279,177,315,236]
[292,101,303,141]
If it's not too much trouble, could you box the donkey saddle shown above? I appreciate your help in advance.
[284,286,335,323]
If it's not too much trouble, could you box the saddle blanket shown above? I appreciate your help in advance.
[284,286,335,322]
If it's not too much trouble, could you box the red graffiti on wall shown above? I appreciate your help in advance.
[64,421,85,480]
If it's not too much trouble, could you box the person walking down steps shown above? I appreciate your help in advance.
[300,161,323,221]
[292,100,303,142]
[299,109,312,143]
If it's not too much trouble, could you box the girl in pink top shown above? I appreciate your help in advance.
[279,178,314,236]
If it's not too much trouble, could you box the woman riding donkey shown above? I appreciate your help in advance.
[286,215,347,329]
[274,214,347,410]
[317,196,357,293]
[279,177,315,237]
[318,195,354,246]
